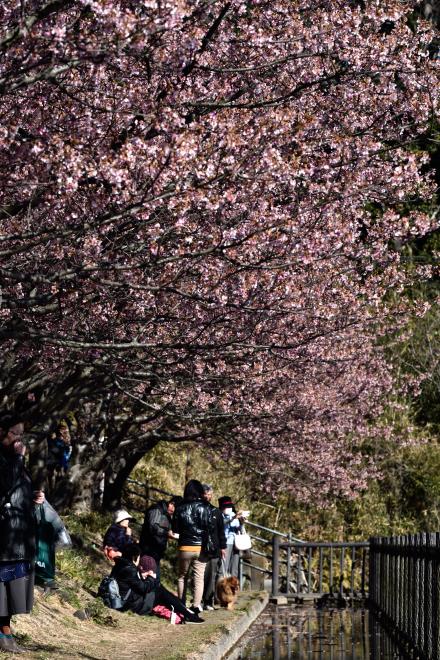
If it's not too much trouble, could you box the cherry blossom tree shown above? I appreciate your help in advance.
[0,0,439,508]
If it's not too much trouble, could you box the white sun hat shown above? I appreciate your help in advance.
[113,509,133,524]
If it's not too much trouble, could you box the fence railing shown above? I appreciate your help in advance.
[272,537,369,601]
[125,478,173,509]
[369,533,440,660]
[239,521,305,592]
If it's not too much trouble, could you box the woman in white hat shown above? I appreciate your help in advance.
[103,510,134,561]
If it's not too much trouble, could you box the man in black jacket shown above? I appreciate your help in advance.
[139,497,181,578]
[171,480,211,611]
[201,484,226,610]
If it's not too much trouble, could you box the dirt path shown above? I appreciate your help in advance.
[11,590,260,660]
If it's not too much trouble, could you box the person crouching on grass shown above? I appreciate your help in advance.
[110,544,205,623]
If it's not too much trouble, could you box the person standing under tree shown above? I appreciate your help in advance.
[218,496,245,579]
[201,484,226,610]
[139,496,182,580]
[172,480,211,613]
[34,490,70,591]
[0,416,36,654]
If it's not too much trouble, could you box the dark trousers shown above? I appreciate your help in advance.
[216,545,239,579]
[139,584,192,619]
[203,556,220,606]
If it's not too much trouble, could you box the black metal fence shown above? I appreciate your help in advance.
[369,533,440,660]
[239,521,304,592]
[272,536,369,601]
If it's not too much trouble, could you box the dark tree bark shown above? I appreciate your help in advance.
[51,448,106,512]
[28,429,49,492]
[102,437,161,510]
[102,449,146,511]
[49,403,107,511]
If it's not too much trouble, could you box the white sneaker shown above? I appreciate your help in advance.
[205,605,214,611]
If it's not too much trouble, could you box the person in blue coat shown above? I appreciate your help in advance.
[103,510,134,560]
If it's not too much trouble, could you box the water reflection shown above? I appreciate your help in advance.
[233,607,404,659]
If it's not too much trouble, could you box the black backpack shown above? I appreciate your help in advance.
[98,576,131,610]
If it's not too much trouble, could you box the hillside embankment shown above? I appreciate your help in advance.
[8,512,266,659]
[13,587,267,660]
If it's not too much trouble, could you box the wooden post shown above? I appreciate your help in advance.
[272,535,280,598]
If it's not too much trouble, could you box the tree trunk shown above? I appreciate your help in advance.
[51,451,106,512]
[102,436,161,510]
[102,449,146,511]
[50,408,107,512]
[28,428,49,492]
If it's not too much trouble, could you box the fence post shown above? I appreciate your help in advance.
[362,543,367,598]
[239,555,243,591]
[434,532,440,660]
[424,533,433,659]
[403,534,409,642]
[286,532,291,594]
[397,536,403,637]
[417,533,425,656]
[272,535,280,598]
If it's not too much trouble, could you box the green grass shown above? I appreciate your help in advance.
[56,511,111,592]
[57,585,82,609]
[46,510,267,658]
[84,599,119,627]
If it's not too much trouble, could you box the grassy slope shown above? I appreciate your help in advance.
[11,512,263,659]
[15,589,262,660]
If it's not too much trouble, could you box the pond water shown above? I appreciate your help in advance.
[229,606,404,659]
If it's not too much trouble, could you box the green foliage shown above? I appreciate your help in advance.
[57,585,82,609]
[57,511,111,591]
[84,600,118,627]
[130,441,265,516]
[64,510,112,537]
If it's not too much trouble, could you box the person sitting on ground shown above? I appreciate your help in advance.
[103,510,134,561]
[110,544,204,623]
[172,479,211,613]
[139,496,183,579]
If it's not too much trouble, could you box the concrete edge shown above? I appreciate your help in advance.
[189,592,269,660]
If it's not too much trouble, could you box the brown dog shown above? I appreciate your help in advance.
[216,576,240,610]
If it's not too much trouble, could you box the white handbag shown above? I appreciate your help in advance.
[234,527,252,551]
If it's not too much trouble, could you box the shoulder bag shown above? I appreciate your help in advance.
[234,525,252,551]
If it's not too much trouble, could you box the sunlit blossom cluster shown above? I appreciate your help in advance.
[0,0,439,501]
